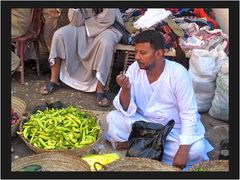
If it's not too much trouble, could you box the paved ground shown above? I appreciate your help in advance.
[11,60,229,167]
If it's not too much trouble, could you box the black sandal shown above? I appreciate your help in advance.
[96,92,109,107]
[40,81,61,95]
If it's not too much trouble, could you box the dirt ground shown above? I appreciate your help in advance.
[11,60,229,168]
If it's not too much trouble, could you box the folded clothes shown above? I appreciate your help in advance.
[165,16,184,37]
[134,8,172,29]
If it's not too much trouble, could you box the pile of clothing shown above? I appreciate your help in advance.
[120,8,228,56]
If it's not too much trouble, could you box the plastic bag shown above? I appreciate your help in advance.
[112,20,132,45]
[82,153,120,171]
[188,45,227,112]
[208,60,229,121]
[126,120,175,161]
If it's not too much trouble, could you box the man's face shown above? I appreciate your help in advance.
[135,42,157,70]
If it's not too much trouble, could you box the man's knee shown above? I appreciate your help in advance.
[106,110,120,125]
[53,25,72,39]
[100,35,116,48]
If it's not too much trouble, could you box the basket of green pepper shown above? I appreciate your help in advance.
[17,106,102,156]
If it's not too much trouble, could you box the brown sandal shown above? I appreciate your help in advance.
[96,92,109,107]
[40,81,61,95]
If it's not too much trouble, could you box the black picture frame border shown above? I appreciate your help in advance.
[1,1,239,179]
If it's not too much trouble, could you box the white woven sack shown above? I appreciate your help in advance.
[209,60,229,121]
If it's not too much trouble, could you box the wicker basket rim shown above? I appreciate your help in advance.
[11,152,91,171]
[188,160,229,171]
[12,96,26,106]
[103,157,181,171]
[11,96,26,136]
[11,96,26,117]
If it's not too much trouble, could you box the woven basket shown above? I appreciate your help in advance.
[11,152,90,171]
[11,96,26,137]
[19,109,102,156]
[99,157,181,171]
[188,160,229,172]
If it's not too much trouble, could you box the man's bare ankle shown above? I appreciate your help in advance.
[115,141,128,150]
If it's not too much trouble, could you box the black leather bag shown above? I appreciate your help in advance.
[126,120,175,161]
[112,20,132,45]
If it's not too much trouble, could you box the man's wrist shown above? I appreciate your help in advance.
[179,145,190,152]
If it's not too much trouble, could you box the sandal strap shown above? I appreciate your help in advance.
[46,81,60,93]
[96,92,109,107]
[96,92,107,101]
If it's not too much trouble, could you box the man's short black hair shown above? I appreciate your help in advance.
[133,30,165,50]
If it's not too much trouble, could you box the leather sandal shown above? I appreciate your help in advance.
[40,81,61,95]
[96,92,109,107]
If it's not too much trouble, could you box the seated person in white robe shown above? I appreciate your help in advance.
[105,30,213,170]
[40,8,123,107]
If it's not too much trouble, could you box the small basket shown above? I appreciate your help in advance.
[11,152,91,171]
[188,160,229,172]
[98,157,181,171]
[19,109,102,156]
[11,96,26,137]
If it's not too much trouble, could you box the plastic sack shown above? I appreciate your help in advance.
[209,60,229,121]
[126,120,175,161]
[188,45,227,112]
[82,153,120,171]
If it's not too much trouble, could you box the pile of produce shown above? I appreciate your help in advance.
[11,108,20,125]
[17,106,100,150]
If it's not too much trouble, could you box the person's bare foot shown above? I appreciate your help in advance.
[115,141,128,150]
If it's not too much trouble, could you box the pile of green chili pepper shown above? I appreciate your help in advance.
[17,106,100,150]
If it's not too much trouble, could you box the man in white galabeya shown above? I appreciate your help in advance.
[105,30,213,170]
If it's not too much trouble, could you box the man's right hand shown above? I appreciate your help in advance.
[116,72,131,90]
[116,71,131,111]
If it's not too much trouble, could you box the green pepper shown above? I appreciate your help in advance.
[29,129,37,144]
[38,137,47,147]
[23,126,30,140]
[65,115,80,126]
[79,139,94,145]
[67,114,82,125]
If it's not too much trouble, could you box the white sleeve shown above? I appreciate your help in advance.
[172,66,203,145]
[113,66,137,117]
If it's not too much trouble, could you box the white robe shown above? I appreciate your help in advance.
[106,59,213,170]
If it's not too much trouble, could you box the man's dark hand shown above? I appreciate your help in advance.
[173,145,189,169]
[116,72,131,90]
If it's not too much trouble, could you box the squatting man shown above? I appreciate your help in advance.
[105,30,213,170]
